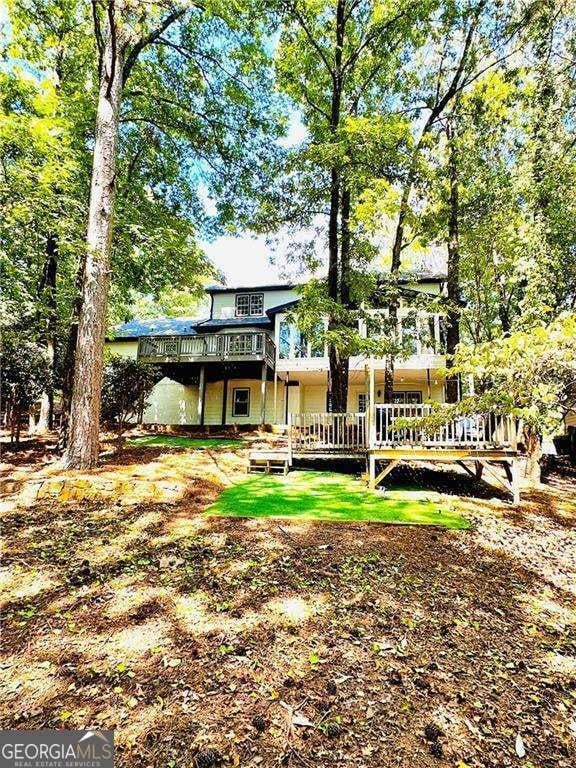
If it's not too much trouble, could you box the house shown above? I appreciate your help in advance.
[106,275,450,427]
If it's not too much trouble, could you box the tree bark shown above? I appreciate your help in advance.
[445,116,461,403]
[385,17,479,403]
[326,0,348,413]
[35,233,58,433]
[330,178,352,412]
[524,426,542,485]
[62,12,124,469]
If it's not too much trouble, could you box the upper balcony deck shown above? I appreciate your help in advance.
[137,331,276,369]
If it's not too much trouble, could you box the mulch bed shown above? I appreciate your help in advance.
[1,446,575,768]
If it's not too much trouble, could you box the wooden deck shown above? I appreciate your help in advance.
[284,405,522,502]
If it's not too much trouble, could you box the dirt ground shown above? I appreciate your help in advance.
[1,436,575,768]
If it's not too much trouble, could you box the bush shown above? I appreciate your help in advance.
[1,336,49,444]
[101,356,161,444]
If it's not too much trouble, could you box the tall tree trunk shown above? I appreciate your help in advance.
[35,233,58,433]
[524,426,542,484]
[385,17,478,403]
[62,15,124,469]
[59,257,86,445]
[331,179,352,413]
[445,117,461,403]
[385,167,415,404]
[326,0,347,413]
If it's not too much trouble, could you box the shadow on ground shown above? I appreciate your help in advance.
[1,455,575,768]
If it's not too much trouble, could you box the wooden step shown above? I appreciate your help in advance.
[248,450,290,475]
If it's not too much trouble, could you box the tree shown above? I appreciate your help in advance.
[2,3,220,437]
[450,314,576,481]
[101,356,161,446]
[61,0,283,467]
[0,0,281,467]
[0,336,49,445]
[267,0,434,411]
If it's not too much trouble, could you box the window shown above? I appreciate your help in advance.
[235,293,264,317]
[358,393,367,412]
[232,388,250,416]
[392,391,422,404]
[229,334,258,354]
[278,319,326,359]
[401,312,418,355]
[420,316,437,354]
[279,320,291,359]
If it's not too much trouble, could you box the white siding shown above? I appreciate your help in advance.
[106,340,138,359]
[211,288,297,320]
[204,379,282,425]
[302,385,327,413]
[143,378,199,425]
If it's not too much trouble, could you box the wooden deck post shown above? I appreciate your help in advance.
[367,361,376,448]
[221,377,228,426]
[368,451,376,489]
[511,458,520,505]
[287,412,293,464]
[197,365,206,426]
[260,361,267,425]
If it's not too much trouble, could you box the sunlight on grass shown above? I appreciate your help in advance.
[127,435,245,449]
[206,470,470,529]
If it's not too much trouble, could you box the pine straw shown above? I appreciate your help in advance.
[1,447,575,768]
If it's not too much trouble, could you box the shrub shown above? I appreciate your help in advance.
[101,356,161,445]
[1,336,49,444]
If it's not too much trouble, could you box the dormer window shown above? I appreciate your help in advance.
[235,292,264,317]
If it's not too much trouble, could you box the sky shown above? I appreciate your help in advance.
[202,234,301,286]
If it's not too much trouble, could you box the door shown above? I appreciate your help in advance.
[286,383,301,423]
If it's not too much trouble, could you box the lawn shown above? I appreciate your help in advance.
[127,434,245,449]
[207,470,470,528]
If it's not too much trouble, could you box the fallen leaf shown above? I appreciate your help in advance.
[515,734,526,758]
[292,713,314,728]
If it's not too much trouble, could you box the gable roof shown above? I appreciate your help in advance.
[206,282,299,294]
[110,317,205,340]
[194,316,273,330]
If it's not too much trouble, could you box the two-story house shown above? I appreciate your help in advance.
[107,275,449,427]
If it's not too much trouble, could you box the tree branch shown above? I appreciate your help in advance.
[122,6,189,83]
[286,1,336,80]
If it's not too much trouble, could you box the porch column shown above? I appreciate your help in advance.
[426,368,431,400]
[221,377,228,426]
[284,372,289,423]
[260,362,267,425]
[273,371,278,424]
[197,365,206,426]
[367,360,376,448]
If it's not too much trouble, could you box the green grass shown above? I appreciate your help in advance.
[127,435,245,449]
[207,470,470,529]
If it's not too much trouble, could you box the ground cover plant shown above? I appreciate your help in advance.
[128,435,246,450]
[208,470,469,529]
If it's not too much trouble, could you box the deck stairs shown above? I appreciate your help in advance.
[248,449,291,475]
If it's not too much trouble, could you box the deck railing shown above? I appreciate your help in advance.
[289,405,521,453]
[373,404,520,450]
[289,412,367,453]
[138,332,275,368]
